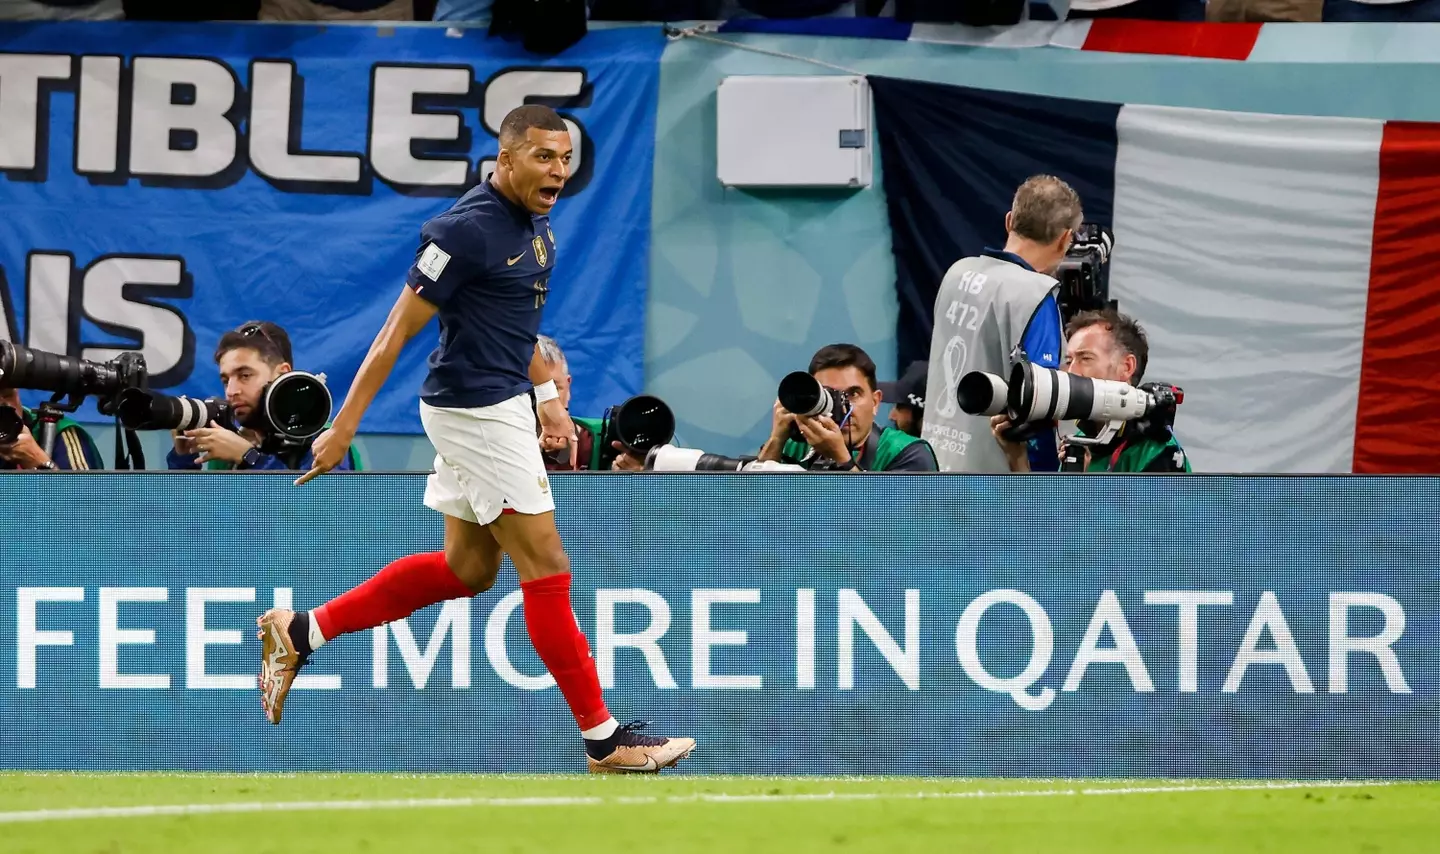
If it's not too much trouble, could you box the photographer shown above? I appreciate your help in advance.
[534,335,646,472]
[758,344,938,472]
[922,174,1082,474]
[168,321,359,472]
[0,387,103,470]
[991,309,1191,473]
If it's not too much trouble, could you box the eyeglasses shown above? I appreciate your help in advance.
[240,323,274,345]
[240,323,287,362]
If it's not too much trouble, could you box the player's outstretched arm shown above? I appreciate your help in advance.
[295,287,438,485]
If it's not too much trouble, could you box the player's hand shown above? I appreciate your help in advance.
[538,399,574,455]
[186,422,253,465]
[795,414,850,464]
[769,398,797,441]
[295,425,352,485]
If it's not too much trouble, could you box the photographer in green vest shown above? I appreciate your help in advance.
[0,387,104,470]
[757,343,938,472]
[991,309,1192,474]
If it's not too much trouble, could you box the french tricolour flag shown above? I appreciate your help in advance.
[872,78,1440,474]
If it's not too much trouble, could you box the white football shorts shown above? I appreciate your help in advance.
[419,393,555,526]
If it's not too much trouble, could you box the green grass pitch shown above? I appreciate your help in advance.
[3,773,1437,853]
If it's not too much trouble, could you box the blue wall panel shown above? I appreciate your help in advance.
[1,472,1435,777]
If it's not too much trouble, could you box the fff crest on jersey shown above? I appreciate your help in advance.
[533,235,548,267]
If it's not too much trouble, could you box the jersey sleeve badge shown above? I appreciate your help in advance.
[417,243,452,282]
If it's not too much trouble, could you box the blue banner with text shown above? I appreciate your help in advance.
[0,23,663,432]
[0,473,1435,777]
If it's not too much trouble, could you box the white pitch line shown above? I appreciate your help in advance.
[0,779,1398,825]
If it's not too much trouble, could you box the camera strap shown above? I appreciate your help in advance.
[111,415,146,470]
[1105,440,1129,472]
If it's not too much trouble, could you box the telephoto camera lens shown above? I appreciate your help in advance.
[0,341,147,404]
[777,371,848,422]
[1008,361,1152,423]
[608,395,675,455]
[644,445,754,472]
[253,371,332,440]
[117,389,232,432]
[956,371,1011,416]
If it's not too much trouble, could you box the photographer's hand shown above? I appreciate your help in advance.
[1058,437,1093,472]
[610,441,644,472]
[171,429,196,456]
[758,399,796,462]
[796,414,855,468]
[187,422,254,465]
[0,425,52,469]
[989,414,1031,473]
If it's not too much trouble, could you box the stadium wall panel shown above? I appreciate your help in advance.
[1,472,1435,778]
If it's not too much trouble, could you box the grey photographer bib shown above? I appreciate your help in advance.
[921,254,1062,474]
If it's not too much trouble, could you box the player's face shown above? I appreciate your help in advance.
[812,365,880,446]
[508,128,573,215]
[1063,326,1134,384]
[219,348,290,424]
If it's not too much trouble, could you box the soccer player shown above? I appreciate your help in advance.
[256,105,696,775]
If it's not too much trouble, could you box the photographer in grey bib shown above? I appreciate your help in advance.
[922,175,1081,474]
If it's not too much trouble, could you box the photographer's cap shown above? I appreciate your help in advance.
[879,360,928,410]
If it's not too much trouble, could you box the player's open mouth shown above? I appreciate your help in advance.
[538,187,560,204]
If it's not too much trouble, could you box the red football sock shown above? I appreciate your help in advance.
[313,551,473,640]
[522,572,612,731]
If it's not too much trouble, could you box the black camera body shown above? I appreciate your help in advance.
[1056,222,1117,325]
[777,371,852,444]
[1132,381,1183,441]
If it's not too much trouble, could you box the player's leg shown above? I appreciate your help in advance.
[256,455,502,725]
[486,510,695,774]
[479,395,694,773]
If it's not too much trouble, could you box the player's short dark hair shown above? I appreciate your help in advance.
[214,320,292,368]
[1010,175,1083,245]
[809,343,878,392]
[1066,308,1148,383]
[499,105,569,149]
